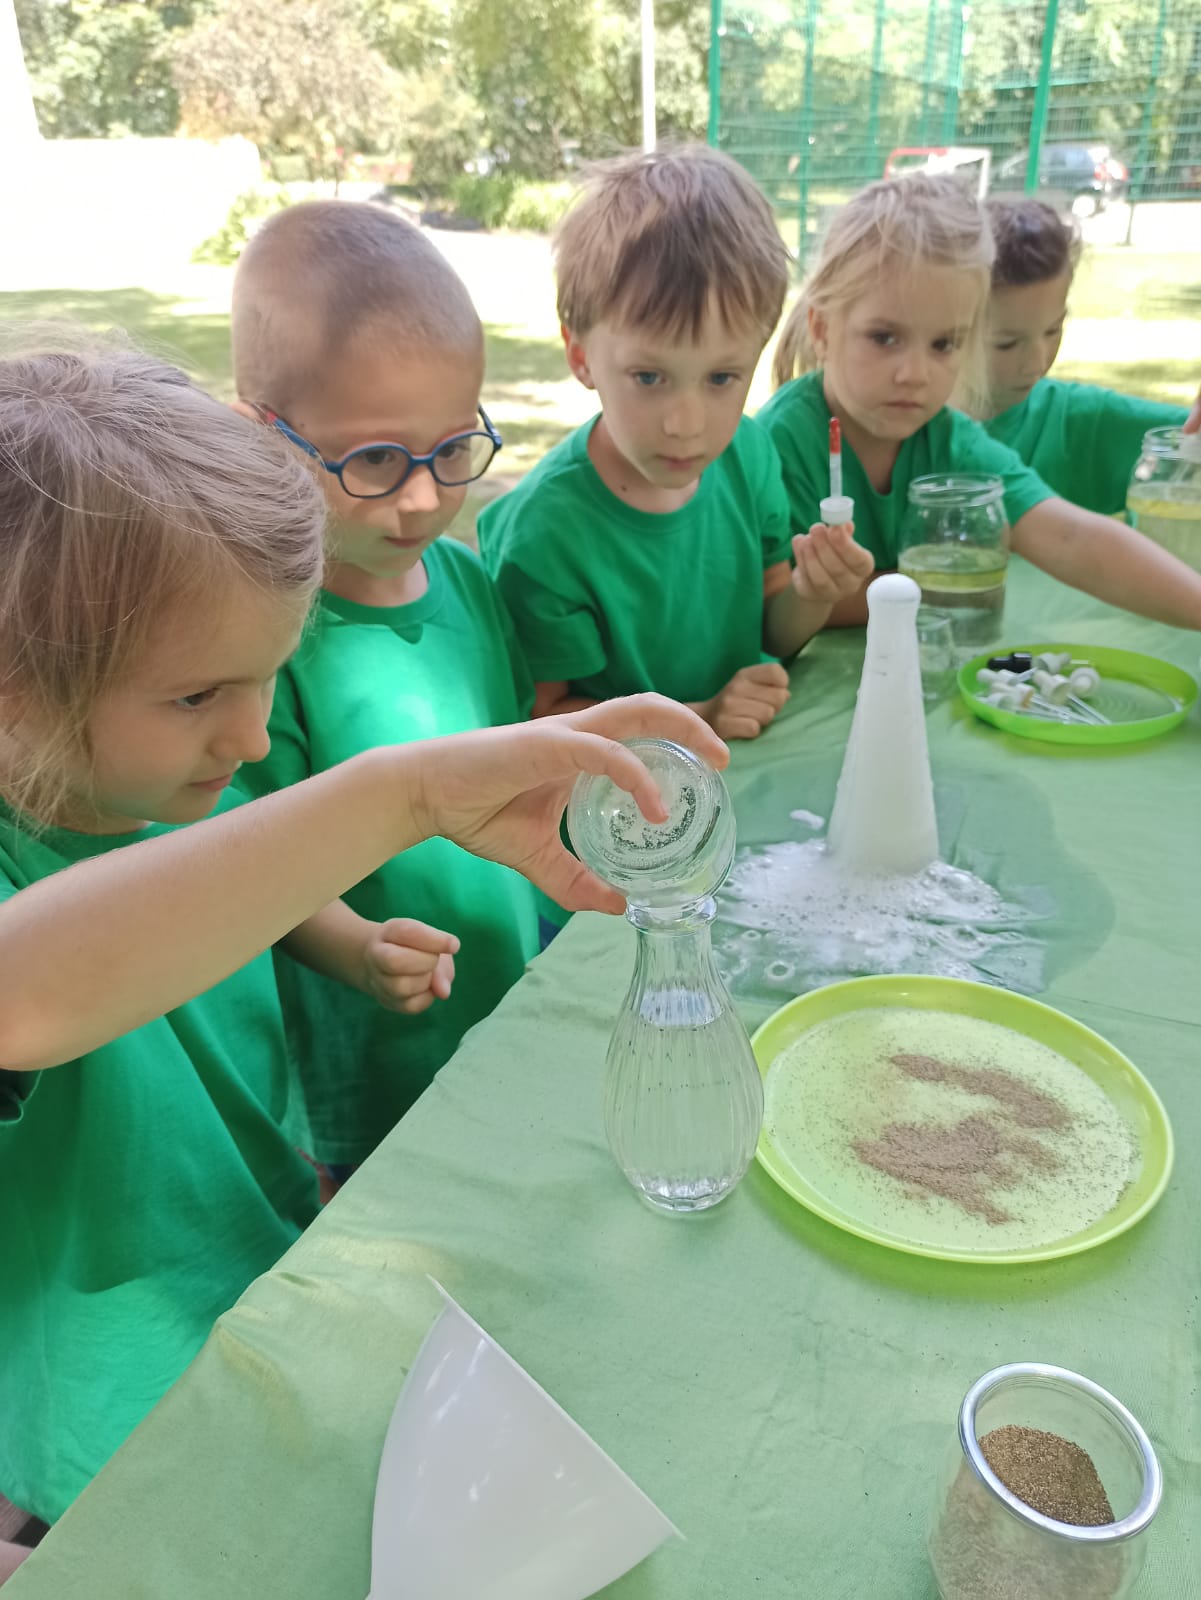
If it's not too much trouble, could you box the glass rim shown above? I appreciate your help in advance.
[958,1362,1162,1543]
[1138,424,1201,462]
[908,473,1005,507]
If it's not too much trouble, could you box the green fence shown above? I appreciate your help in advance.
[709,0,1201,259]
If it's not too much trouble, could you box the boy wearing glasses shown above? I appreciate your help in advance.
[479,146,872,739]
[232,200,540,1171]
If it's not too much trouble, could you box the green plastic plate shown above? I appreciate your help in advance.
[958,644,1196,744]
[752,976,1173,1265]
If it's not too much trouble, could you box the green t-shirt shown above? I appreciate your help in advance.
[984,378,1187,516]
[238,538,540,1165]
[477,415,793,702]
[757,370,1055,567]
[0,795,317,1524]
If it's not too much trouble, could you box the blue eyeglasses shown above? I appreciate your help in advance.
[261,407,503,498]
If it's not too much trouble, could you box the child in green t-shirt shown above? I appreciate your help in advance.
[760,175,1201,630]
[0,338,722,1545]
[479,146,873,742]
[979,197,1199,514]
[231,201,544,1170]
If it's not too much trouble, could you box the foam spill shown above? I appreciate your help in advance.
[716,839,1044,1001]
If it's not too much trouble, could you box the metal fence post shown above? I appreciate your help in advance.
[941,3,965,146]
[707,0,723,147]
[797,0,819,266]
[868,0,887,167]
[1025,0,1060,195]
[919,0,940,140]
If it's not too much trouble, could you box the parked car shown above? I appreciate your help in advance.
[991,143,1129,216]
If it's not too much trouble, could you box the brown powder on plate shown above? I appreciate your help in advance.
[980,1424,1114,1526]
[892,1052,1071,1131]
[852,1112,1060,1226]
[849,1052,1073,1225]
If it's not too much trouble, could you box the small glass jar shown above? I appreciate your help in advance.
[916,605,958,706]
[1126,425,1201,572]
[567,738,736,914]
[898,474,1010,650]
[928,1363,1162,1600]
[568,739,762,1213]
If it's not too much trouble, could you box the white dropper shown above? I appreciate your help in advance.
[821,415,855,528]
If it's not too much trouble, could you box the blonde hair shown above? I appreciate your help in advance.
[233,201,483,414]
[555,144,790,340]
[0,330,326,824]
[772,175,995,402]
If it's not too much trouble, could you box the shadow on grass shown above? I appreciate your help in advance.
[0,286,236,396]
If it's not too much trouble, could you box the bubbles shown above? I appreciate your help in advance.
[716,840,1046,1004]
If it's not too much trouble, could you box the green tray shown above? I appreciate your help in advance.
[752,975,1173,1265]
[958,644,1196,744]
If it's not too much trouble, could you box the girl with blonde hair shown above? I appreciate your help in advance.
[759,175,1201,628]
[0,334,722,1551]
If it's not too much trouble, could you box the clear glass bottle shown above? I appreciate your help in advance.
[898,474,1010,649]
[568,739,763,1214]
[1126,425,1201,571]
[928,1363,1162,1600]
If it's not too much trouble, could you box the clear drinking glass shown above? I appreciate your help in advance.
[1126,425,1201,572]
[568,740,764,1214]
[928,1363,1162,1600]
[916,606,957,705]
[899,474,1010,650]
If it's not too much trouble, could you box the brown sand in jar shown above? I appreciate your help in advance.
[981,1425,1114,1526]
[930,1426,1125,1600]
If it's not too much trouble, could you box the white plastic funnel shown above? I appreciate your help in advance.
[368,1282,680,1599]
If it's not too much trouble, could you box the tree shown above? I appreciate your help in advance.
[14,0,188,137]
[173,0,405,182]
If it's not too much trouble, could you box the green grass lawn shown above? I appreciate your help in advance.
[1,238,1196,542]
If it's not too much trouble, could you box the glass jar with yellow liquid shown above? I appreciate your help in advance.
[899,474,1010,650]
[1126,426,1201,571]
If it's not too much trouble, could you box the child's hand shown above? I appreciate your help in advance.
[360,918,459,1015]
[1185,387,1200,435]
[701,664,791,741]
[403,695,729,915]
[791,520,875,603]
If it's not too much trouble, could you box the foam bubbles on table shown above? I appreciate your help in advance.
[716,840,1042,1001]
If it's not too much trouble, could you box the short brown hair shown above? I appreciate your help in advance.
[554,145,790,341]
[987,199,1082,289]
[0,329,325,823]
[232,201,483,413]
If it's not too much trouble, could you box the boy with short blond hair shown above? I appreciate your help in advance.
[479,145,873,741]
[232,200,540,1168]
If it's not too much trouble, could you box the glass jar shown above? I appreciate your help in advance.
[898,474,1010,650]
[568,739,763,1213]
[928,1363,1162,1600]
[1126,425,1201,572]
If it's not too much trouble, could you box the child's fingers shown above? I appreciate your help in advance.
[1185,388,1201,434]
[378,918,460,956]
[739,662,790,689]
[430,951,455,1000]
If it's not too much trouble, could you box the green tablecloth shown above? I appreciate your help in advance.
[11,561,1201,1598]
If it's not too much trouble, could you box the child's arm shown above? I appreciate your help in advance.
[763,521,876,656]
[1012,499,1201,629]
[533,681,599,718]
[0,698,727,1072]
[281,904,458,1016]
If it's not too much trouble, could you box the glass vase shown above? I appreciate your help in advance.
[603,897,764,1214]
